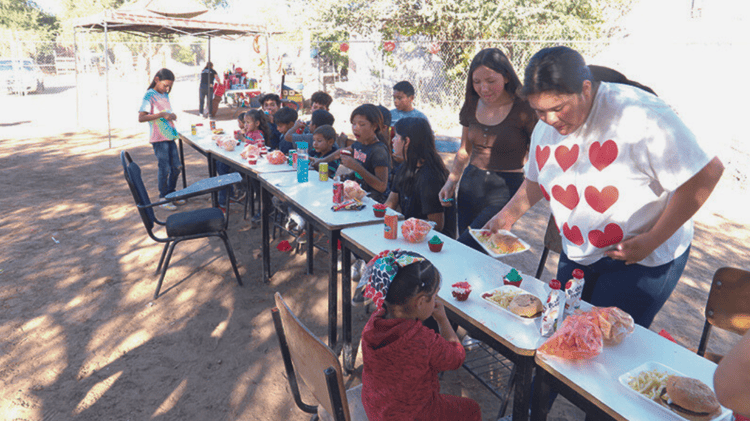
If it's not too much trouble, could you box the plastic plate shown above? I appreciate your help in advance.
[480,285,541,322]
[469,229,530,258]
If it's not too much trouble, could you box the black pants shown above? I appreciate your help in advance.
[456,165,524,252]
[199,85,213,117]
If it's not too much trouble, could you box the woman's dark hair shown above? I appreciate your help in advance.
[310,91,333,108]
[148,68,175,91]
[521,46,592,96]
[314,124,337,141]
[204,61,213,70]
[459,48,522,122]
[384,253,441,306]
[351,104,389,149]
[244,109,271,141]
[588,65,657,96]
[393,117,448,194]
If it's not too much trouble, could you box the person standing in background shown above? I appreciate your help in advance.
[199,62,220,118]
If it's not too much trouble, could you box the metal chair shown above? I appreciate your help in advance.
[272,292,368,421]
[535,214,563,279]
[121,150,244,299]
[697,267,750,363]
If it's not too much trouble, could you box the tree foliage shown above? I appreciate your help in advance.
[0,0,59,39]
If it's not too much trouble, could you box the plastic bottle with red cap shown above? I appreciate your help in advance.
[564,269,586,317]
[541,279,565,337]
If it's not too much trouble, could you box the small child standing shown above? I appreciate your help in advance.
[138,68,182,211]
[390,81,430,126]
[309,125,339,176]
[360,250,481,421]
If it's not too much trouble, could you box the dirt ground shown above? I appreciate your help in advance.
[1,119,748,421]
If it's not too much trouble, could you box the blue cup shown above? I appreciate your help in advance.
[297,159,309,183]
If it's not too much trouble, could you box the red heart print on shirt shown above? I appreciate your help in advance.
[584,186,619,213]
[536,145,550,171]
[552,185,579,210]
[555,144,579,172]
[539,184,551,201]
[563,222,584,245]
[588,223,624,248]
[589,140,618,171]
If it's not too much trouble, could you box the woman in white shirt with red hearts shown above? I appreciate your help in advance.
[486,46,724,328]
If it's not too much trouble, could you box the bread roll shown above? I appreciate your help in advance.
[508,294,543,318]
[661,375,721,420]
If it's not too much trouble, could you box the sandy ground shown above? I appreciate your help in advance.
[0,112,748,421]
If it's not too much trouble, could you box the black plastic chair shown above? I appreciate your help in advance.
[535,214,563,279]
[121,151,244,299]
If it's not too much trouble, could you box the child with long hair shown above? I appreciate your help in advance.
[138,68,182,210]
[386,117,456,238]
[242,109,271,146]
[314,104,391,203]
[360,250,481,421]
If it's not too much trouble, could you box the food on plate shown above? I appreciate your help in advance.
[627,368,669,400]
[451,282,471,301]
[538,311,603,359]
[212,128,224,134]
[503,268,523,287]
[660,375,721,420]
[482,287,522,309]
[489,233,526,254]
[593,306,635,346]
[343,180,366,201]
[401,218,432,243]
[372,203,387,217]
[508,294,543,318]
[267,150,286,165]
[428,235,444,252]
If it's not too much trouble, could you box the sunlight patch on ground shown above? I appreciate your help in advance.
[73,370,123,415]
[152,378,189,417]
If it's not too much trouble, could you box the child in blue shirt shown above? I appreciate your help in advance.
[309,124,339,177]
[281,109,335,153]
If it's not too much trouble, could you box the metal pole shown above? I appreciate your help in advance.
[104,21,112,148]
[74,28,80,128]
[264,28,272,93]
[207,36,211,62]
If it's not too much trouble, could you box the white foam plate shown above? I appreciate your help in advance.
[469,229,530,258]
[480,285,541,322]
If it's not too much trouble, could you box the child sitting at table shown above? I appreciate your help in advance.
[316,104,391,203]
[272,107,298,154]
[310,90,333,111]
[280,109,335,153]
[360,250,481,421]
[309,124,339,176]
[261,93,282,150]
[242,109,271,146]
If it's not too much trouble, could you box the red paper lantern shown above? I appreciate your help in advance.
[384,41,395,52]
[340,43,349,52]
[428,42,441,55]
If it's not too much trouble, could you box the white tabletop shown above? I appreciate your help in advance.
[179,126,294,175]
[258,172,401,230]
[340,223,549,355]
[536,321,732,421]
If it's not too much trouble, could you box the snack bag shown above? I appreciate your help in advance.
[538,311,603,360]
[267,150,286,165]
[240,144,260,160]
[592,306,634,346]
[343,180,366,201]
[401,218,432,243]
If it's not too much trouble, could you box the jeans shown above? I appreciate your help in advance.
[199,85,213,117]
[152,140,182,199]
[556,246,691,328]
[456,165,524,252]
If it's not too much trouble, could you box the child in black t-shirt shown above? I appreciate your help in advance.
[385,117,456,238]
[316,104,391,203]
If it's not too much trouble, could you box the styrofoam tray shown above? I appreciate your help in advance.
[469,229,530,258]
[618,361,731,421]
[480,285,541,322]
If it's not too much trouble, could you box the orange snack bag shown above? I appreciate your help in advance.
[267,150,286,165]
[591,306,634,346]
[401,218,432,243]
[538,311,603,360]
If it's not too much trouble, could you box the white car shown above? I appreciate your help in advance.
[0,58,45,95]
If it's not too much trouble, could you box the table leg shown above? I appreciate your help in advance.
[261,185,272,283]
[178,137,187,189]
[306,224,314,274]
[342,246,354,373]
[530,365,551,421]
[512,354,534,421]
[328,230,340,349]
[207,152,217,207]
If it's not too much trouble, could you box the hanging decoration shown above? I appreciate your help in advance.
[340,42,349,53]
[428,42,441,55]
[253,35,261,54]
[384,41,396,52]
[402,41,416,53]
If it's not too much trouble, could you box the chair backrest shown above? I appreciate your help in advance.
[120,151,156,231]
[544,215,562,255]
[698,267,750,356]
[273,292,350,421]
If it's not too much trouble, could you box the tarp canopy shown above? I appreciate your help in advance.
[73,0,271,39]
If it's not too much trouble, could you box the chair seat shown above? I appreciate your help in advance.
[166,208,225,237]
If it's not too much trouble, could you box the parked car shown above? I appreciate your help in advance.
[0,58,45,94]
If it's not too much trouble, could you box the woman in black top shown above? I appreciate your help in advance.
[199,62,220,118]
[386,117,456,238]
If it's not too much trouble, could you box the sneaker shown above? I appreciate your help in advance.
[351,259,366,283]
[461,335,481,350]
[351,285,370,307]
[174,199,186,205]
[160,202,177,211]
